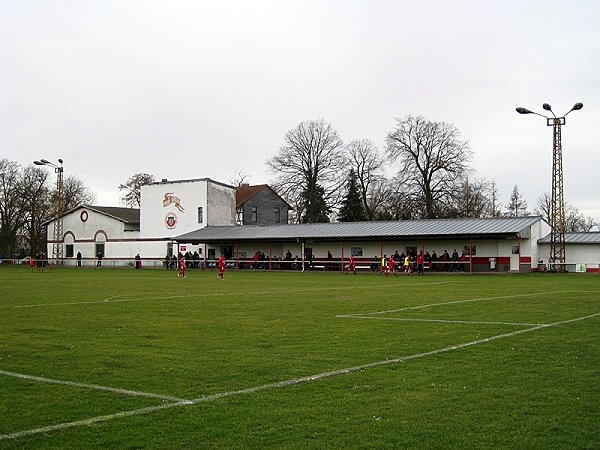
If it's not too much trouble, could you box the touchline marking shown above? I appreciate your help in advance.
[336,315,548,327]
[5,297,144,309]
[0,370,191,403]
[2,311,598,442]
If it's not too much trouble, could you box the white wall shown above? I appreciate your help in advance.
[140,179,235,238]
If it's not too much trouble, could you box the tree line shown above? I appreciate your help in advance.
[0,159,95,259]
[266,116,596,230]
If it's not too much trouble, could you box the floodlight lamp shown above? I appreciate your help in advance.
[572,102,583,111]
[58,158,63,164]
[40,159,50,164]
[542,103,552,111]
[516,107,532,114]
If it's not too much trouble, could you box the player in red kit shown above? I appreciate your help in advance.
[178,254,186,277]
[386,255,398,277]
[217,254,226,279]
[346,255,356,275]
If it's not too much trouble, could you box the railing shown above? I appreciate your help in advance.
[1,258,598,273]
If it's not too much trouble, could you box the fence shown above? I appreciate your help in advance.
[2,258,599,273]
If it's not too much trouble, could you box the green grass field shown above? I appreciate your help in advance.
[1,266,599,449]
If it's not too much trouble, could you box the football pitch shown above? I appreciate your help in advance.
[1,267,599,449]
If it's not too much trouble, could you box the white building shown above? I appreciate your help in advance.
[538,232,600,272]
[46,178,235,267]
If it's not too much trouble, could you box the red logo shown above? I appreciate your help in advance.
[165,212,178,229]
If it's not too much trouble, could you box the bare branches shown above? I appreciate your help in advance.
[385,115,472,218]
[267,119,346,222]
[119,173,156,208]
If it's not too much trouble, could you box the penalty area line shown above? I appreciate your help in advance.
[360,290,570,316]
[2,311,598,442]
[336,315,548,327]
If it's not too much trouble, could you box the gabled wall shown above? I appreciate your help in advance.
[140,179,235,238]
[240,187,290,225]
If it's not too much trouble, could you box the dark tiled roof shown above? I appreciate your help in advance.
[235,184,266,207]
[87,206,140,224]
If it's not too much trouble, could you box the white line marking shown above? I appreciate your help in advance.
[0,370,191,403]
[360,291,569,316]
[336,315,548,327]
[0,400,190,441]
[2,311,598,442]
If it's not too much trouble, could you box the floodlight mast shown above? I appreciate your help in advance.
[33,158,64,264]
[516,103,583,270]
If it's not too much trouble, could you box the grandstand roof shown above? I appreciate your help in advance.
[175,216,543,243]
[538,232,600,244]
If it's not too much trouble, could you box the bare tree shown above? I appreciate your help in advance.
[345,139,384,220]
[19,165,52,255]
[360,171,417,220]
[229,171,251,187]
[267,119,346,223]
[62,175,96,210]
[119,173,156,208]
[385,115,472,218]
[0,159,26,257]
[536,193,595,231]
[449,177,495,218]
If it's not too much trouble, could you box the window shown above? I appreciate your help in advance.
[351,247,363,257]
[197,207,203,224]
[406,246,417,257]
[95,243,105,258]
[65,244,74,258]
[251,206,257,222]
[274,207,280,223]
[464,245,476,256]
[512,245,520,255]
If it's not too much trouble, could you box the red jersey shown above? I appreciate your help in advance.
[388,257,396,270]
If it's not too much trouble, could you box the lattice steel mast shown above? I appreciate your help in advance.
[516,103,583,270]
[34,158,65,263]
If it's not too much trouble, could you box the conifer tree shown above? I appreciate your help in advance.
[338,170,368,222]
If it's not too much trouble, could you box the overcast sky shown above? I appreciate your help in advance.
[1,0,599,220]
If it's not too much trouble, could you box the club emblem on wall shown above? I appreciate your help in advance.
[163,193,185,212]
[165,212,178,229]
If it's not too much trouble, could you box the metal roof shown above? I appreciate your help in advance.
[538,232,600,244]
[175,216,543,243]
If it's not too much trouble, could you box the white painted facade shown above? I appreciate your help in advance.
[46,178,236,267]
[139,178,235,257]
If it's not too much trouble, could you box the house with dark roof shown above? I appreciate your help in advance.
[235,183,292,225]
